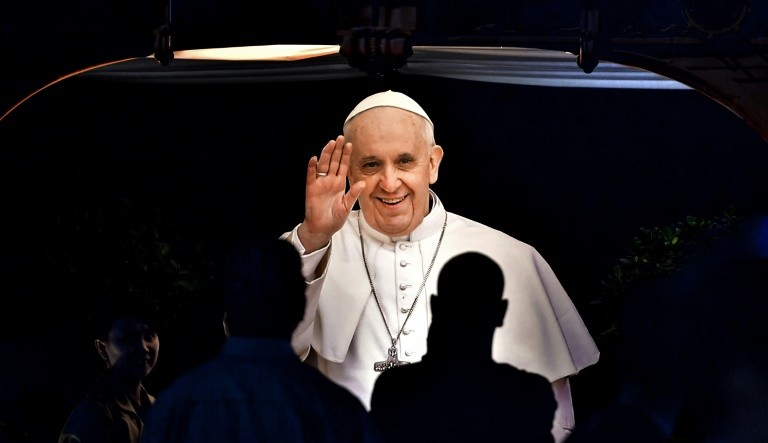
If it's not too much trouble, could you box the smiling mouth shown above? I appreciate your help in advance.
[379,196,406,205]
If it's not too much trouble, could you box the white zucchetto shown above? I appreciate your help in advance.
[345,90,433,125]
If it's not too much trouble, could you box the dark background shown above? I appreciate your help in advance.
[2,1,768,442]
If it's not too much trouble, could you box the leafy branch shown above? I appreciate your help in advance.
[592,207,743,338]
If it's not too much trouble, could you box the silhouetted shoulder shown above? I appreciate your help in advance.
[144,338,383,443]
[371,360,556,443]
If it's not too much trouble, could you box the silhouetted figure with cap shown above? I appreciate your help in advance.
[369,251,557,443]
[141,236,383,442]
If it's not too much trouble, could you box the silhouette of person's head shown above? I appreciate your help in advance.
[428,251,507,357]
[220,237,306,339]
[371,252,557,443]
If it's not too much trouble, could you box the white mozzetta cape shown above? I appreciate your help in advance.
[284,190,599,408]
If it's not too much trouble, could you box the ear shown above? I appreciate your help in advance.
[94,339,108,361]
[222,313,231,337]
[493,299,508,327]
[429,145,444,184]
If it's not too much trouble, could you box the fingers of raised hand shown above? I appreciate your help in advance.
[316,136,346,178]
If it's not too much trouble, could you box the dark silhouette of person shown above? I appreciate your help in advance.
[567,214,768,443]
[668,216,768,442]
[58,293,161,443]
[141,236,384,443]
[369,251,557,443]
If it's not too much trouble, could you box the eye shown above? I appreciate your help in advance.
[397,155,415,166]
[361,160,379,169]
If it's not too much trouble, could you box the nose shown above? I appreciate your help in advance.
[378,167,400,193]
[139,337,152,352]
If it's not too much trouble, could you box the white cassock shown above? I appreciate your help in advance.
[282,190,600,441]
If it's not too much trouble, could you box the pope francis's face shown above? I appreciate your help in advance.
[345,107,443,238]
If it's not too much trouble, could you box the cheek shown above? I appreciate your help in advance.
[408,168,435,187]
[348,170,364,186]
[354,175,377,194]
[106,346,123,363]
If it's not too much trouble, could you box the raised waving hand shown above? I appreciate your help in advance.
[297,135,365,253]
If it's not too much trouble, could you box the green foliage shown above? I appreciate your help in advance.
[592,207,743,338]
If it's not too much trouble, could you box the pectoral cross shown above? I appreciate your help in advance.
[374,345,410,372]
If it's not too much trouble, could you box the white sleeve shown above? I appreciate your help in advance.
[281,225,330,359]
[551,377,575,443]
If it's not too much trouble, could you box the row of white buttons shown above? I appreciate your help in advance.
[396,241,418,359]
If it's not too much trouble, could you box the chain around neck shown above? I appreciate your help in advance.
[358,211,448,352]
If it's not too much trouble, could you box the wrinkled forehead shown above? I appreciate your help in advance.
[345,107,432,155]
